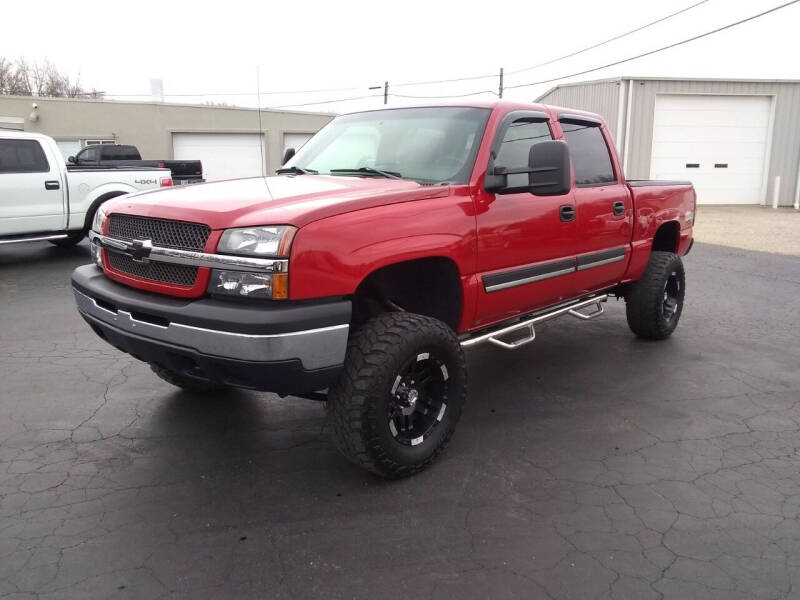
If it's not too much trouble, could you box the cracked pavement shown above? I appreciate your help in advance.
[1,240,799,599]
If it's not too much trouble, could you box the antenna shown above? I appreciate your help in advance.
[256,66,265,177]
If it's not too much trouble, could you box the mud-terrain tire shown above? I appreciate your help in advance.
[150,364,229,394]
[625,251,685,340]
[326,312,467,478]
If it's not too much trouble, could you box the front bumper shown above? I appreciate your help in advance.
[71,265,351,394]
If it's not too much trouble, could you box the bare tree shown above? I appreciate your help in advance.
[0,58,93,98]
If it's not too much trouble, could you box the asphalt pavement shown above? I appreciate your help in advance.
[1,240,799,599]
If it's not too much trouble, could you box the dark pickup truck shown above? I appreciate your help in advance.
[67,144,203,185]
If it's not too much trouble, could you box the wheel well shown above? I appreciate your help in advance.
[81,192,126,232]
[352,257,462,331]
[652,221,680,253]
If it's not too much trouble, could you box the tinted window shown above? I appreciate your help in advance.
[103,145,140,160]
[494,119,552,188]
[81,146,99,162]
[0,139,50,174]
[560,122,615,186]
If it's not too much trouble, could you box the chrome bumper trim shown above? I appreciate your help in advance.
[88,231,288,273]
[74,288,348,370]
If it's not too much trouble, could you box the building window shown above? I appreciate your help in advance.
[82,139,115,147]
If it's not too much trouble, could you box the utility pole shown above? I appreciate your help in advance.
[498,68,504,99]
[256,66,265,177]
[369,82,389,105]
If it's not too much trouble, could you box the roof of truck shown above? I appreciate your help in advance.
[341,100,605,123]
[0,129,53,141]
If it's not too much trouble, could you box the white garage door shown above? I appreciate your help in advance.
[55,140,81,161]
[650,94,771,204]
[283,132,314,155]
[173,133,266,182]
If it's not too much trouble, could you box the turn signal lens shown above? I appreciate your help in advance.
[90,242,103,268]
[208,270,288,300]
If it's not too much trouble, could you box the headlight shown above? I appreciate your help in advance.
[217,226,296,257]
[208,270,288,300]
[92,204,109,234]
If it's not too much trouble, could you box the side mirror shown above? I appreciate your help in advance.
[67,156,75,164]
[485,140,571,196]
[527,140,571,196]
[282,147,295,165]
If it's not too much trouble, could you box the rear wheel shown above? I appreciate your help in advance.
[625,251,685,340]
[150,364,229,394]
[326,312,467,478]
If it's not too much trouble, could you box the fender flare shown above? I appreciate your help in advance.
[78,184,137,232]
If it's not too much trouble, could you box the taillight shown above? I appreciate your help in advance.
[160,177,173,187]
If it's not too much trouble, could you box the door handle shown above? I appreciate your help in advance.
[612,201,625,216]
[559,204,576,222]
[45,180,60,190]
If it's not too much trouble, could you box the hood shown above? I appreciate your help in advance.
[105,175,450,229]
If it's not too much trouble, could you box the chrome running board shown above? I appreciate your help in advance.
[461,295,608,350]
[0,232,68,245]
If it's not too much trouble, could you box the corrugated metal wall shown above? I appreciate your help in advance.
[538,78,800,206]
[625,79,800,206]
[537,80,623,137]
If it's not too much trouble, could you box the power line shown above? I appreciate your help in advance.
[389,90,498,99]
[268,94,384,109]
[505,0,800,91]
[392,72,498,88]
[76,85,368,98]
[505,0,713,76]
[74,0,797,109]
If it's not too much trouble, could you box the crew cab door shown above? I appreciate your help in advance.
[557,115,633,293]
[0,138,66,236]
[472,111,579,327]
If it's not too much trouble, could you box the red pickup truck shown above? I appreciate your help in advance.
[71,101,695,477]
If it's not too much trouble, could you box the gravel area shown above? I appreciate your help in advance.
[694,205,800,256]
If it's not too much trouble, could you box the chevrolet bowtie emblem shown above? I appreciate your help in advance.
[129,239,153,263]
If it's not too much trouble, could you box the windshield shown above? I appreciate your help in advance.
[283,107,490,184]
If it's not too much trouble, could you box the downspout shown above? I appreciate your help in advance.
[622,79,634,177]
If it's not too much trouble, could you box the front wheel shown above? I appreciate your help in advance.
[326,312,467,478]
[625,251,686,340]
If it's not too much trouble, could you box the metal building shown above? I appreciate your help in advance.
[0,95,334,181]
[536,77,800,206]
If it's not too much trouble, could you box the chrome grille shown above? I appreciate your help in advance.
[107,252,198,287]
[108,214,210,251]
[105,215,210,288]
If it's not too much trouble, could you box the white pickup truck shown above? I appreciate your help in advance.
[0,130,173,248]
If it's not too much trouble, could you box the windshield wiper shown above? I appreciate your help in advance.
[329,167,403,179]
[276,166,318,175]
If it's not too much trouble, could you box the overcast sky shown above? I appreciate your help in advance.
[3,0,799,114]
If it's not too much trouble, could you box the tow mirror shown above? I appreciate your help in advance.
[485,140,571,196]
[282,147,295,165]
